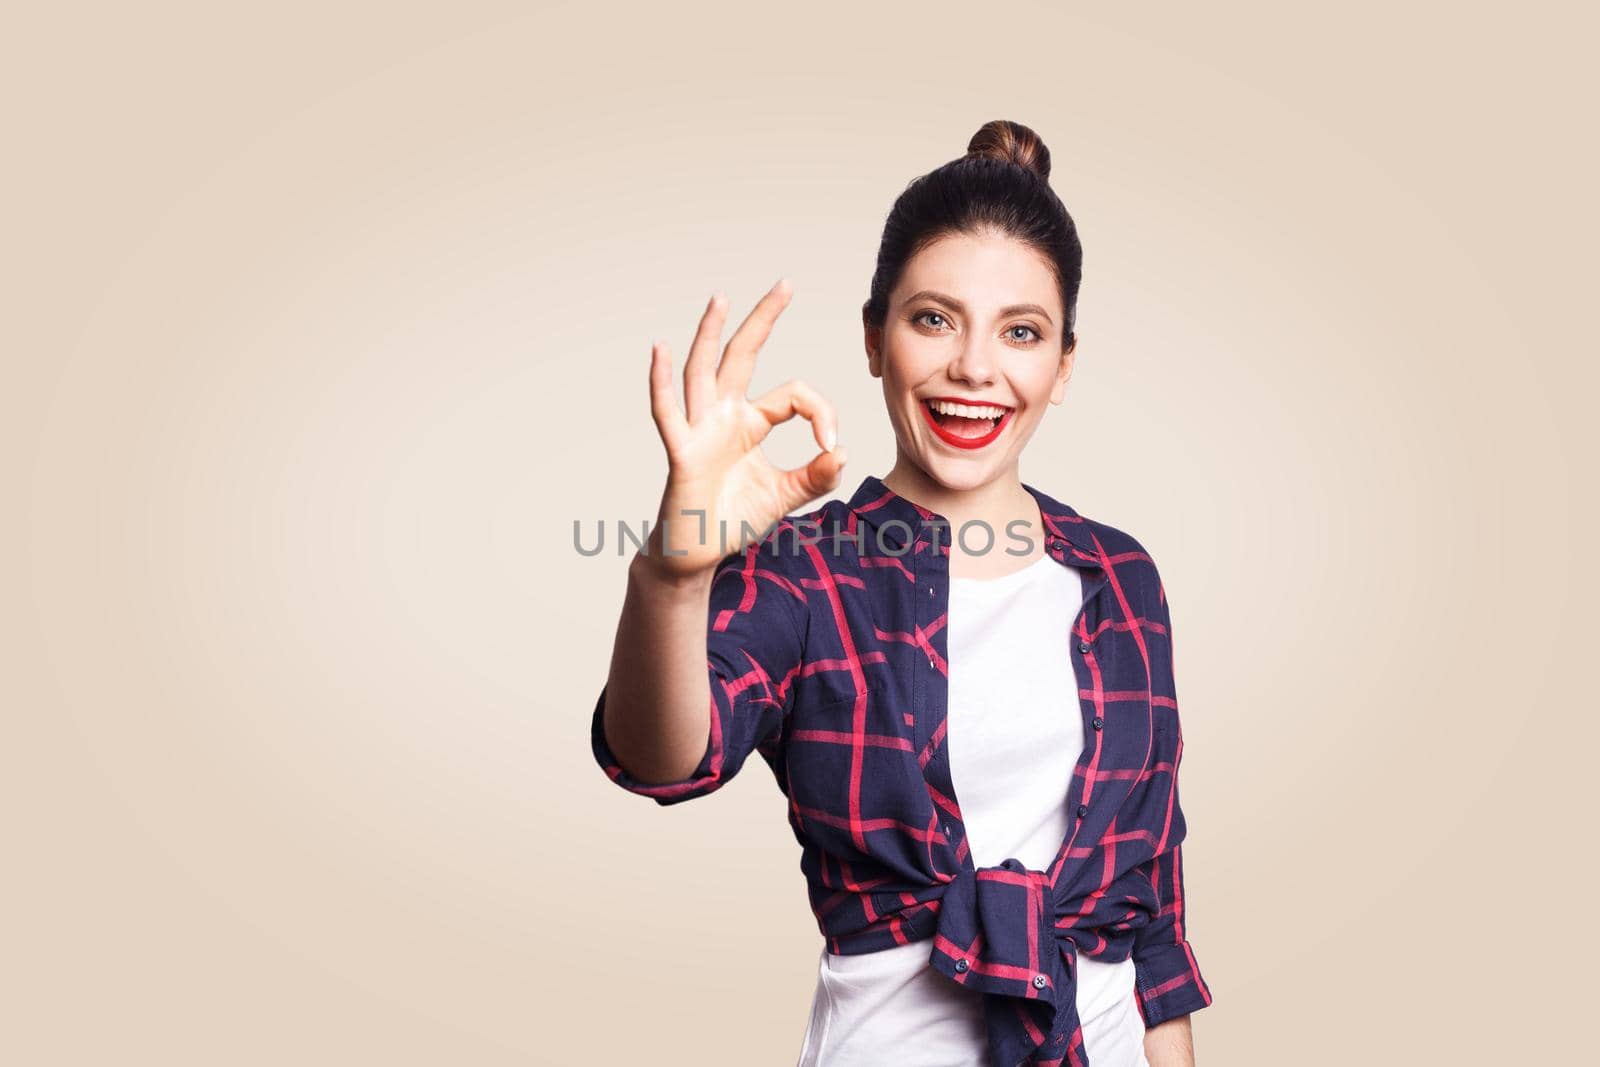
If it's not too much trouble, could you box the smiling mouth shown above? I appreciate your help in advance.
[920,398,1015,449]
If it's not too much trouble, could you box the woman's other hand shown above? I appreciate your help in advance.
[642,279,848,581]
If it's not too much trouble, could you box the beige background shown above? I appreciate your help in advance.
[6,1,1595,1063]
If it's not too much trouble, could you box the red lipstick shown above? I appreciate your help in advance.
[919,395,1015,450]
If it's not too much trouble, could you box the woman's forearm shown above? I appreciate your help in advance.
[598,548,719,784]
[1143,1014,1194,1067]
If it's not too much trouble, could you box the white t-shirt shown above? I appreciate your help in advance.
[795,554,1148,1067]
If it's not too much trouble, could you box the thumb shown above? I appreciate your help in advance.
[780,447,849,513]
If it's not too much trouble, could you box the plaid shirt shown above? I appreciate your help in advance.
[590,474,1214,1067]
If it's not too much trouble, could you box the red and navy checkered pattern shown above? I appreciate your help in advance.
[591,474,1213,1066]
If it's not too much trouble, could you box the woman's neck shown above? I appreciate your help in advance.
[880,460,1049,577]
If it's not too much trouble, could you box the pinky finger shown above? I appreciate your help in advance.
[649,340,689,451]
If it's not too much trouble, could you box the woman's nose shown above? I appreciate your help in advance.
[949,338,997,385]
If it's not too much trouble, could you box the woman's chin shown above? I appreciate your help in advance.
[914,450,1007,492]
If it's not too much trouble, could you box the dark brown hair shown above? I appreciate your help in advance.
[862,119,1083,350]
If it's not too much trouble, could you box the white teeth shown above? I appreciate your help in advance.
[927,399,1008,419]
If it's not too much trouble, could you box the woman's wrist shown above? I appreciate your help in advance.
[628,546,717,598]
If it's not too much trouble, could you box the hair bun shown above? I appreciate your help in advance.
[965,119,1051,181]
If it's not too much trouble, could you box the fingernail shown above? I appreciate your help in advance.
[825,427,837,451]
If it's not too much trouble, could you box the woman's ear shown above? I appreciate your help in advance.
[864,323,883,379]
[1049,336,1077,404]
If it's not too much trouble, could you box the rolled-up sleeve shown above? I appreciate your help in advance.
[1129,841,1212,1025]
[1129,568,1215,1026]
[590,538,807,805]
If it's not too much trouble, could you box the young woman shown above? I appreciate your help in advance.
[590,120,1214,1067]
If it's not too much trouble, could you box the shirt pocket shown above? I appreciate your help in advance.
[785,684,926,853]
[793,682,907,739]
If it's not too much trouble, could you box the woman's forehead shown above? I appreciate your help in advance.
[894,232,1059,307]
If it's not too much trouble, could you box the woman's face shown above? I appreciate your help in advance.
[866,229,1075,492]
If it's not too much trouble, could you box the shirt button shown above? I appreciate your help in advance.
[929,587,934,596]
[954,958,970,972]
[1077,803,1089,817]
[1092,716,1104,730]
[1032,973,1048,989]
[928,655,936,668]
[1077,641,1091,654]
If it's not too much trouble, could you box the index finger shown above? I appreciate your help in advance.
[716,277,793,399]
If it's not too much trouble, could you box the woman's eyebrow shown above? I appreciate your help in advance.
[903,289,1054,325]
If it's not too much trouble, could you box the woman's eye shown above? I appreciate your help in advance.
[914,312,1038,343]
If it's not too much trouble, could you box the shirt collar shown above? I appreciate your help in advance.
[844,474,1101,563]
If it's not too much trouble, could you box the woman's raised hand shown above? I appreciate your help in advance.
[643,279,848,581]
